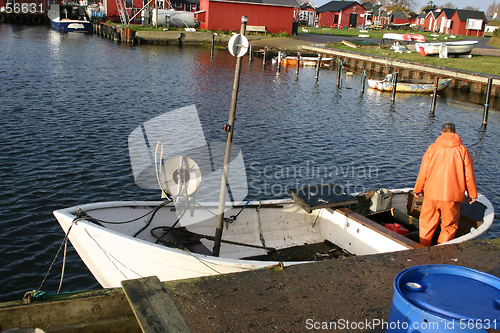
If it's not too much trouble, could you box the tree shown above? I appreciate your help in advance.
[441,2,455,8]
[464,6,480,10]
[487,0,500,17]
[420,0,435,12]
[385,0,416,15]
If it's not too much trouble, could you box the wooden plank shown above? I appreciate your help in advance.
[334,207,423,249]
[121,276,191,333]
[0,289,136,331]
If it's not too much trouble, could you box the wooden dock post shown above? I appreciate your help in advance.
[295,51,301,76]
[391,72,399,102]
[122,276,191,333]
[361,70,366,94]
[211,33,215,58]
[277,50,282,72]
[315,54,322,83]
[337,59,343,88]
[263,46,267,68]
[430,77,439,115]
[249,43,253,63]
[481,77,493,130]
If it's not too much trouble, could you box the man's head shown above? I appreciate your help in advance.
[441,122,456,133]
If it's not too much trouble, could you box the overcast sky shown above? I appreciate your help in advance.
[311,0,494,13]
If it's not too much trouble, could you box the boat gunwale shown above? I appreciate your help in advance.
[53,188,494,251]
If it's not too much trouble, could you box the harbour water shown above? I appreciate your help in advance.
[0,24,499,302]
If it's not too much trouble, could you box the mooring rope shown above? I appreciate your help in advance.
[33,219,77,299]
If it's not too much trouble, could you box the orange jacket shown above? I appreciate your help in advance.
[414,133,477,202]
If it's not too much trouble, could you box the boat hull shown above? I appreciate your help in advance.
[367,78,452,93]
[48,4,92,33]
[282,56,334,67]
[49,20,92,33]
[415,41,478,56]
[53,189,494,288]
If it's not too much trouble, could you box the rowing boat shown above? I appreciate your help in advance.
[367,75,452,93]
[53,186,493,288]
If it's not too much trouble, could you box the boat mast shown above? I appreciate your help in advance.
[213,16,248,257]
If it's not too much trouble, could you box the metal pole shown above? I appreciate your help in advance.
[481,77,493,130]
[430,77,439,115]
[295,51,301,76]
[213,16,248,257]
[361,70,366,94]
[315,54,322,82]
[391,72,399,102]
[249,43,253,63]
[337,59,343,88]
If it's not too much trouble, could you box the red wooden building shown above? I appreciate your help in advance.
[434,8,455,34]
[197,0,299,34]
[391,11,410,25]
[103,0,144,20]
[298,1,316,26]
[447,9,487,36]
[423,9,438,32]
[316,1,366,29]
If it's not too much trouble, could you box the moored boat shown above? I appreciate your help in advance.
[48,4,92,33]
[53,186,494,288]
[414,40,478,56]
[367,75,452,93]
[382,33,426,42]
[281,55,334,67]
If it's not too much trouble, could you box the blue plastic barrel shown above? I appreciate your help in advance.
[387,265,500,332]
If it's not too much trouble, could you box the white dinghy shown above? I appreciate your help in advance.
[53,186,494,288]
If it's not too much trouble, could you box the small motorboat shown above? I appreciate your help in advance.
[367,74,452,93]
[48,4,92,33]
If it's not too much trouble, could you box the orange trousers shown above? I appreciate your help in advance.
[419,197,461,246]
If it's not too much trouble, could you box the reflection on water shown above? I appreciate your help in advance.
[0,24,498,302]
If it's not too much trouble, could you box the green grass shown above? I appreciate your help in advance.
[299,26,488,42]
[325,42,500,76]
[297,26,499,76]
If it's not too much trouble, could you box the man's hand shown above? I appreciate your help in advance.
[414,192,423,197]
[468,197,476,204]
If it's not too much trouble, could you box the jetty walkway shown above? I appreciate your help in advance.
[1,238,499,332]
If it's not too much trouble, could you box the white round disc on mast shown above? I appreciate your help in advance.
[228,34,249,57]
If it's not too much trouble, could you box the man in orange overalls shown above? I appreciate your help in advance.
[414,122,477,246]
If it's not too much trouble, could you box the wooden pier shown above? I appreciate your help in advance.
[302,45,500,97]
[1,238,500,332]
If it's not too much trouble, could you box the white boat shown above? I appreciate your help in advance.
[414,40,478,56]
[367,75,452,93]
[382,33,426,42]
[53,186,494,288]
[48,4,92,33]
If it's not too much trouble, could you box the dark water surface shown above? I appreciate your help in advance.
[0,25,499,302]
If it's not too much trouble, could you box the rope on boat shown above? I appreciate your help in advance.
[154,141,171,198]
[28,219,78,303]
